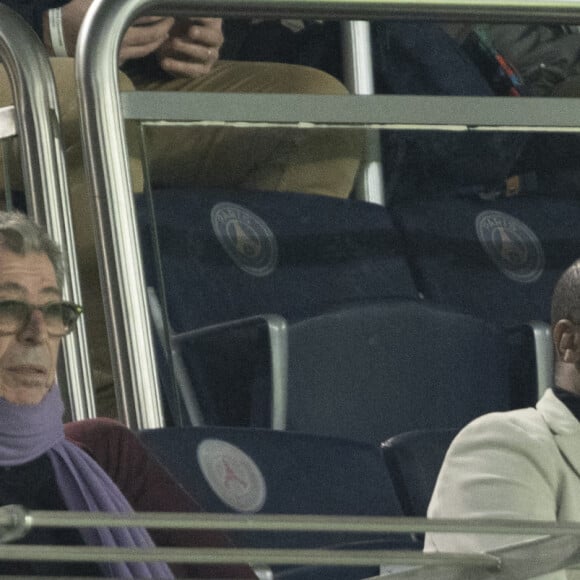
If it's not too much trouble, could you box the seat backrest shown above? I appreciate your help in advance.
[140,426,417,579]
[140,427,420,580]
[139,426,405,521]
[136,187,418,331]
[136,187,419,427]
[381,428,459,518]
[392,196,580,326]
[283,299,535,444]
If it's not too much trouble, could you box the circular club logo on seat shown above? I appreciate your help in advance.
[197,439,267,513]
[475,210,544,283]
[211,202,278,277]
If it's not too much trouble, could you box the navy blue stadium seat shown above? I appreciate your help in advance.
[139,426,418,580]
[381,428,458,519]
[135,188,419,427]
[137,188,417,326]
[391,195,580,326]
[282,299,538,444]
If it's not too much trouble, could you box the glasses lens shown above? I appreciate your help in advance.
[0,301,83,336]
[42,302,82,336]
[0,301,28,334]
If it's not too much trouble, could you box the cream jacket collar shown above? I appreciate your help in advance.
[539,388,580,478]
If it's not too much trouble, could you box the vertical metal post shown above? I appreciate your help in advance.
[76,0,164,428]
[0,5,95,419]
[342,20,386,206]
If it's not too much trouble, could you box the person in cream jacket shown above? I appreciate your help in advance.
[425,259,580,579]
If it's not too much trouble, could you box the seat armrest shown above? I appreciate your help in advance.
[506,320,552,407]
[526,320,553,399]
[148,287,288,429]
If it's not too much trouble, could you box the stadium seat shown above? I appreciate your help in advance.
[139,425,419,580]
[135,187,419,427]
[281,299,539,444]
[391,195,580,326]
[381,428,459,519]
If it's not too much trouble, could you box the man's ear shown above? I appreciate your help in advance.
[553,319,580,363]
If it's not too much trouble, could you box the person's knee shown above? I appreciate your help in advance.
[118,70,136,93]
[281,64,350,96]
[49,57,135,91]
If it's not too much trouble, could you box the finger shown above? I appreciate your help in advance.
[122,18,174,48]
[120,38,168,63]
[185,19,224,49]
[162,36,219,64]
[120,21,174,64]
[159,56,213,78]
[185,17,222,29]
[132,15,171,26]
[207,47,218,62]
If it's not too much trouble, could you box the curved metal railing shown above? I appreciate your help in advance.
[0,5,95,420]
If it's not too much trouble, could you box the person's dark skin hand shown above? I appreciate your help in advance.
[43,0,174,64]
[156,18,224,78]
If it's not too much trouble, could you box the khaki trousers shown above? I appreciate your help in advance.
[0,57,361,418]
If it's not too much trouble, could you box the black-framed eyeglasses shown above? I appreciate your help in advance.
[0,300,83,337]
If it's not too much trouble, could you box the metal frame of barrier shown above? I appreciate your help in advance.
[0,5,95,420]
[341,20,386,206]
[2,508,580,579]
[76,0,580,429]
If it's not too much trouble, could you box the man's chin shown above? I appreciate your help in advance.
[0,384,50,406]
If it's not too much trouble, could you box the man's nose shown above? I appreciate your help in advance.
[18,308,49,343]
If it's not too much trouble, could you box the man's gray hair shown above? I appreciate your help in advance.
[0,211,65,289]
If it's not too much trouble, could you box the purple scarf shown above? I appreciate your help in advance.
[0,385,174,579]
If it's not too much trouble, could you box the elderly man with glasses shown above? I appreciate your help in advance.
[0,211,255,578]
[425,259,580,579]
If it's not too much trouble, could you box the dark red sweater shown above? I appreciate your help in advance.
[64,417,257,579]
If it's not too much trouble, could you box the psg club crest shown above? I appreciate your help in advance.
[211,202,278,277]
[197,439,267,513]
[475,210,544,284]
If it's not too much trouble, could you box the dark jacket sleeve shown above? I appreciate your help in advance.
[64,417,256,579]
[1,0,69,40]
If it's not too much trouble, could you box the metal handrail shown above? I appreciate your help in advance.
[0,5,95,420]
[125,92,580,129]
[77,0,580,24]
[4,508,580,577]
[0,544,496,569]
[76,0,580,430]
[15,511,580,537]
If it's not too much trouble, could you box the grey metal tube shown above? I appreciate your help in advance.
[123,92,580,129]
[25,511,580,537]
[10,508,580,537]
[80,0,580,23]
[0,543,498,568]
[10,507,580,578]
[76,0,165,429]
[342,21,386,205]
[75,120,163,426]
[0,5,95,420]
